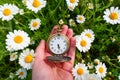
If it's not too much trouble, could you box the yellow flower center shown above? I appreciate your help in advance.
[88,63,92,67]
[32,21,38,27]
[3,8,11,16]
[118,57,120,60]
[94,60,99,65]
[109,12,118,20]
[22,0,27,4]
[89,78,94,80]
[99,67,104,73]
[70,20,74,24]
[14,35,23,44]
[19,72,24,76]
[69,6,73,10]
[25,55,33,63]
[11,54,16,58]
[32,0,41,8]
[70,0,75,3]
[85,33,91,38]
[77,68,84,75]
[79,17,83,21]
[80,40,87,47]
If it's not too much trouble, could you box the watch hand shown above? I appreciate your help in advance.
[57,44,60,49]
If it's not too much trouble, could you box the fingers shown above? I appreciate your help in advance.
[50,25,69,36]
[61,25,68,34]
[50,25,59,35]
[35,40,46,60]
[62,37,76,72]
[67,37,76,65]
[66,28,73,39]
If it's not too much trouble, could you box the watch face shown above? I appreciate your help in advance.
[48,34,70,55]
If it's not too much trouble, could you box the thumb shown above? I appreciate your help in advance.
[35,39,46,60]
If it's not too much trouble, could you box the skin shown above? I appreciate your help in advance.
[32,25,76,80]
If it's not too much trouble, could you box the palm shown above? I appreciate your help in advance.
[33,56,73,80]
[32,25,76,80]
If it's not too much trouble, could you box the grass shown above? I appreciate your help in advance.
[0,0,120,80]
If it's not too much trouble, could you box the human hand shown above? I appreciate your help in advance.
[32,25,76,80]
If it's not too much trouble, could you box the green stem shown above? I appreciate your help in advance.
[7,20,13,31]
[82,7,87,15]
[86,51,92,62]
[53,0,62,13]
[107,60,120,69]
[13,18,26,27]
[110,59,118,61]
[40,11,45,19]
[32,12,39,18]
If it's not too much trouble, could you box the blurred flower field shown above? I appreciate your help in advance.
[0,0,120,80]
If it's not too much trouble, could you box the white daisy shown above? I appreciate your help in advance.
[19,48,35,70]
[0,4,19,21]
[6,45,14,52]
[76,15,86,23]
[87,3,94,9]
[29,18,41,31]
[103,6,120,25]
[69,18,76,26]
[81,29,95,43]
[10,52,18,61]
[83,73,101,80]
[26,0,46,13]
[22,0,27,5]
[30,40,35,45]
[76,35,91,53]
[6,30,30,51]
[67,4,76,11]
[81,59,85,63]
[87,62,94,69]
[9,73,15,79]
[94,59,100,65]
[75,35,80,39]
[117,55,120,62]
[118,74,120,80]
[110,37,116,42]
[16,68,27,79]
[19,9,24,15]
[15,20,19,24]
[59,19,64,25]
[72,63,89,80]
[95,63,107,78]
[66,0,79,7]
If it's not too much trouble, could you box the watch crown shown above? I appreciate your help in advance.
[57,33,60,36]
[57,26,62,33]
[57,29,62,33]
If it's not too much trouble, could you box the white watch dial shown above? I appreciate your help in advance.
[48,34,69,55]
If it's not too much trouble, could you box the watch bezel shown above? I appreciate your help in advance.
[47,33,70,55]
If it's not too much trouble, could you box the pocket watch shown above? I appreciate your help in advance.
[46,27,71,62]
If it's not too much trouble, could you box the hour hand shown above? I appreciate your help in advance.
[57,44,60,49]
